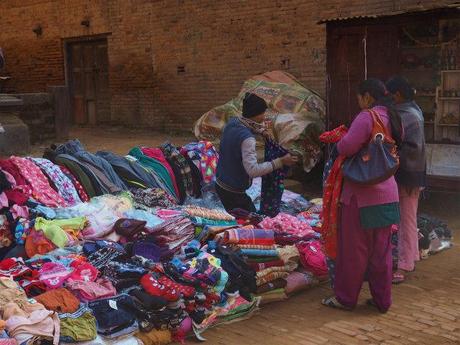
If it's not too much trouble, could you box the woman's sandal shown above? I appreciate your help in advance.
[321,296,352,311]
[366,299,388,314]
[392,271,405,284]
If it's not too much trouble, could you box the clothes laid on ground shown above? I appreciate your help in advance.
[129,147,177,200]
[0,137,449,345]
[181,141,218,185]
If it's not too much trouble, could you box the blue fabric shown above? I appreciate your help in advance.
[239,248,278,257]
[123,209,163,228]
[56,140,128,191]
[216,117,255,191]
[260,139,288,217]
[96,151,162,189]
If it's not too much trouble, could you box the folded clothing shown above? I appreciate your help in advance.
[140,274,195,302]
[34,288,80,313]
[114,219,146,239]
[184,206,234,222]
[88,294,138,337]
[296,240,327,277]
[223,229,275,246]
[0,258,32,279]
[236,244,276,250]
[256,271,289,286]
[66,278,116,302]
[129,289,168,311]
[240,248,278,257]
[60,311,97,343]
[256,264,296,279]
[256,278,287,294]
[258,288,288,305]
[248,259,285,272]
[135,329,171,345]
[284,271,318,295]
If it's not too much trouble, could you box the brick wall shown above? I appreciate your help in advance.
[0,0,458,131]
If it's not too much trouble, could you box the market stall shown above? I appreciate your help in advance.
[0,139,452,345]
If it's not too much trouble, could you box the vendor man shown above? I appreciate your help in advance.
[215,93,297,213]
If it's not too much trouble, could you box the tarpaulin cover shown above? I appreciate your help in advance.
[194,71,326,172]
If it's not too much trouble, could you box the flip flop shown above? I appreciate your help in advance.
[392,271,405,284]
[321,296,352,311]
[366,299,388,314]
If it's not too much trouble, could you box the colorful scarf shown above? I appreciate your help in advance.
[320,126,348,259]
[260,139,289,217]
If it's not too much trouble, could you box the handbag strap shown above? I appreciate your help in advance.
[367,108,395,144]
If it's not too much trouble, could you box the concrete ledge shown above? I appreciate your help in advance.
[0,113,30,156]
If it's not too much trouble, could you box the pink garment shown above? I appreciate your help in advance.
[141,148,180,198]
[1,169,17,186]
[337,106,399,208]
[68,262,99,282]
[11,205,29,220]
[156,209,182,220]
[296,240,328,277]
[259,213,314,238]
[4,303,60,345]
[10,157,67,208]
[66,278,116,302]
[397,186,421,271]
[38,263,73,289]
[0,192,8,208]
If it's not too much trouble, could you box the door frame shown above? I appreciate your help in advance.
[63,34,111,125]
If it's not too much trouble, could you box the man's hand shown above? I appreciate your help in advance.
[281,153,299,167]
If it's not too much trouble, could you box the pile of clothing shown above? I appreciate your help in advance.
[389,213,453,268]
[0,139,330,345]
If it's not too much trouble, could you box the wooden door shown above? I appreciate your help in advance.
[327,26,365,129]
[326,23,400,129]
[68,39,110,125]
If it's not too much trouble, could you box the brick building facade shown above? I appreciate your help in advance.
[0,0,458,131]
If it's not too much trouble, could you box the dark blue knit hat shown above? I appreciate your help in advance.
[242,93,267,118]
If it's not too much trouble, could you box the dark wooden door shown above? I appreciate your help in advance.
[326,24,400,129]
[68,39,110,125]
[327,26,365,129]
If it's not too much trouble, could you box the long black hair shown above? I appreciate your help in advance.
[358,78,403,148]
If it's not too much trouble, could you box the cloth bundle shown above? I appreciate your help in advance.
[296,240,328,277]
[147,217,195,254]
[259,213,315,238]
[184,206,234,222]
[223,229,275,246]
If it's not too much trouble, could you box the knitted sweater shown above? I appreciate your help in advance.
[337,106,399,208]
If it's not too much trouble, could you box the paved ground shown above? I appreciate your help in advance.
[33,127,460,345]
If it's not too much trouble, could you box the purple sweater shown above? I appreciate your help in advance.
[337,106,399,207]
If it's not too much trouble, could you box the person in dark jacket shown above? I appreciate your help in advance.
[215,93,297,213]
[386,76,426,284]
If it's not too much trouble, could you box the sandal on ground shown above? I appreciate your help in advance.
[392,271,405,284]
[366,299,388,314]
[321,296,352,311]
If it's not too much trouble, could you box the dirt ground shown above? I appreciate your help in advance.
[33,127,460,344]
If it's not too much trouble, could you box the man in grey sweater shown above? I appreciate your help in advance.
[215,93,297,212]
